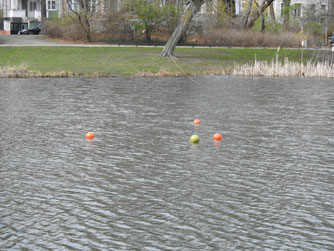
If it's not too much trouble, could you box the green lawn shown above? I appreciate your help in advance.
[0,46,313,76]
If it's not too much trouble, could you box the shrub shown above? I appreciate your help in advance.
[43,19,64,38]
[103,10,135,42]
[251,18,283,33]
[44,17,91,41]
[205,29,302,48]
[121,0,164,41]
[304,21,323,38]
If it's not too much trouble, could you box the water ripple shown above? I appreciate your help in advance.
[1,77,333,250]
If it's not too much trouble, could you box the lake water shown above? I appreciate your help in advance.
[0,76,333,250]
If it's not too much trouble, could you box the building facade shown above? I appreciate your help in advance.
[2,0,330,35]
[0,0,63,34]
[235,0,330,21]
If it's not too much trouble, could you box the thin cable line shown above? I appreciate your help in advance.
[169,57,201,85]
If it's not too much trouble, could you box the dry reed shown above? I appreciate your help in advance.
[233,56,334,78]
[0,65,78,78]
[136,69,185,77]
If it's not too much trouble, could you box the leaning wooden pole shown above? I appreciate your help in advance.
[161,0,204,57]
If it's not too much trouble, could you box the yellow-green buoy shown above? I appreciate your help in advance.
[189,135,200,144]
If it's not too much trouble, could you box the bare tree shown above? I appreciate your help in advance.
[66,0,94,42]
[244,0,254,29]
[246,0,275,29]
[161,0,205,57]
[254,0,265,32]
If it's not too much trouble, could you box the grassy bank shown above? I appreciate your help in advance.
[0,46,315,77]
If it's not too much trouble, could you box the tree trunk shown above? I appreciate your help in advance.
[269,2,275,21]
[145,28,152,42]
[161,0,205,57]
[259,8,265,32]
[330,0,334,17]
[79,0,86,10]
[255,0,265,32]
[77,14,91,42]
[246,0,275,29]
[41,0,46,24]
[283,0,290,29]
[83,14,92,42]
[244,0,254,29]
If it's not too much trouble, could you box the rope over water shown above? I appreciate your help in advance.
[169,57,201,85]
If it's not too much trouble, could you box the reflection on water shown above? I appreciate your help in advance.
[0,76,333,250]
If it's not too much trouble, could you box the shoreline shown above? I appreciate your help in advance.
[1,65,333,78]
[0,45,333,78]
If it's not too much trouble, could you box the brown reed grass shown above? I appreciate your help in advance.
[0,65,78,78]
[136,69,185,77]
[233,56,334,78]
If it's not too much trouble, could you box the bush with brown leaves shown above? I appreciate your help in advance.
[205,29,302,48]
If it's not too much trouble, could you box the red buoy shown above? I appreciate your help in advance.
[86,132,95,140]
[193,119,201,125]
[213,133,222,141]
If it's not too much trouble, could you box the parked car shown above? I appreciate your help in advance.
[330,35,334,48]
[18,25,41,35]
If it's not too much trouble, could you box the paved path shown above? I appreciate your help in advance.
[1,35,332,51]
[0,35,65,46]
[0,35,162,47]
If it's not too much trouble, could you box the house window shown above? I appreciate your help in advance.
[30,1,37,11]
[310,4,315,15]
[292,3,301,17]
[47,0,56,10]
[241,1,248,14]
[321,4,326,11]
[281,3,284,17]
[88,0,96,12]
[68,0,79,12]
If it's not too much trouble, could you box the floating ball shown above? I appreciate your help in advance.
[213,133,222,141]
[189,135,200,144]
[193,119,201,125]
[86,132,95,140]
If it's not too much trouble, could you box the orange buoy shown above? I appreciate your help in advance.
[193,119,201,125]
[86,132,95,140]
[213,133,222,141]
